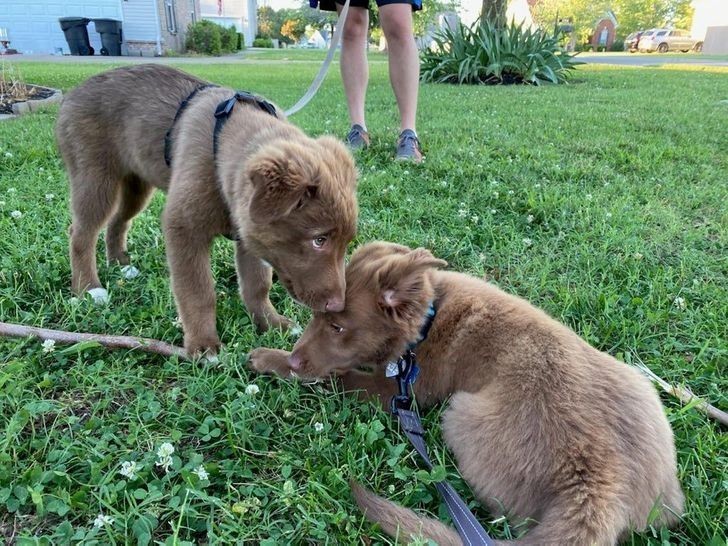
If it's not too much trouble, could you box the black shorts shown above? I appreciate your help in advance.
[316,0,422,12]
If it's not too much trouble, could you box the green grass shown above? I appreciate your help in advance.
[1,59,726,545]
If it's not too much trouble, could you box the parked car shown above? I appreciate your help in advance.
[638,28,702,52]
[624,30,644,52]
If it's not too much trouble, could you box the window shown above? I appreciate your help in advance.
[165,0,177,34]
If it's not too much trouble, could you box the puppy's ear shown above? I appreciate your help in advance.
[375,248,447,319]
[247,147,317,221]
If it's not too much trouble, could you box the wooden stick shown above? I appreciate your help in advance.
[0,321,188,360]
[633,360,728,427]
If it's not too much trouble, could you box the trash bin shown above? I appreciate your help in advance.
[58,17,94,56]
[93,19,122,56]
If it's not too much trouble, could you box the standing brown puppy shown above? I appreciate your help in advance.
[250,242,684,545]
[56,65,357,355]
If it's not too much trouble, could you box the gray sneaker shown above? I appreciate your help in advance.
[395,129,423,163]
[346,124,370,150]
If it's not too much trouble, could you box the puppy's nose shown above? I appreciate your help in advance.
[288,352,302,371]
[325,297,344,312]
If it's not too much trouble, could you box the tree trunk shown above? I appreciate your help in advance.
[481,0,507,26]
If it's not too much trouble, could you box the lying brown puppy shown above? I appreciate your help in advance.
[56,64,357,355]
[250,242,684,545]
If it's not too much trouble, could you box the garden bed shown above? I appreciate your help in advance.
[0,83,62,117]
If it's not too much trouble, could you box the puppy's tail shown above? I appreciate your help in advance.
[351,481,463,546]
[353,481,624,546]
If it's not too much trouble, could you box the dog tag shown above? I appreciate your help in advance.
[385,361,399,377]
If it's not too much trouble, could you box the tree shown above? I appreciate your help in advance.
[257,6,281,38]
[281,18,306,43]
[480,0,507,25]
[532,0,695,44]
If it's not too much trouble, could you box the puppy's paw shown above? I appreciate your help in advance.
[184,335,222,362]
[248,348,292,377]
[254,312,294,333]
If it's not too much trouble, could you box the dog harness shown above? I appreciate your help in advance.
[387,302,496,546]
[212,91,278,158]
[164,84,218,167]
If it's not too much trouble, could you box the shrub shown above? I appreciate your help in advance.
[420,19,582,85]
[253,37,274,48]
[220,25,241,52]
[186,20,222,55]
[186,21,241,55]
[610,39,624,51]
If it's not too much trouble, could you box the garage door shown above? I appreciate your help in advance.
[0,0,121,55]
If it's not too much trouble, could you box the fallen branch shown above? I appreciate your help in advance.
[0,321,188,360]
[633,359,728,427]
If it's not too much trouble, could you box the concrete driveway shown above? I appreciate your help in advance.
[576,52,728,67]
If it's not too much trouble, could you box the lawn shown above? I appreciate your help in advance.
[0,58,726,545]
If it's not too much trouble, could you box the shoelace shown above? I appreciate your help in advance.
[399,133,420,150]
[348,127,366,142]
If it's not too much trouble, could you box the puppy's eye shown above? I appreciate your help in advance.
[330,323,344,334]
[312,235,327,249]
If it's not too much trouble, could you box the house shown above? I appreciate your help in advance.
[199,0,257,47]
[0,0,256,55]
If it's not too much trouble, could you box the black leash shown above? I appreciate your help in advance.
[164,84,218,166]
[388,305,495,546]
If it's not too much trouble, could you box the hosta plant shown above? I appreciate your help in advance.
[420,19,582,85]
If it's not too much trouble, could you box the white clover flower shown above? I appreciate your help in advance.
[245,384,260,396]
[10,210,22,219]
[490,209,497,214]
[508,190,514,195]
[470,215,479,224]
[41,339,56,353]
[439,180,447,187]
[522,238,533,247]
[633,252,644,260]
[45,193,55,201]
[7,187,16,193]
[403,170,410,176]
[157,442,175,458]
[172,316,183,329]
[388,184,396,192]
[93,514,114,528]
[458,208,467,218]
[156,456,173,473]
[193,465,209,481]
[0,201,5,206]
[606,212,612,219]
[284,409,294,418]
[314,422,324,433]
[492,191,499,198]
[586,194,593,200]
[119,460,140,480]
[39,167,44,172]
[4,152,13,159]
[69,296,80,305]
[527,214,534,224]
[673,297,686,310]
[534,183,541,189]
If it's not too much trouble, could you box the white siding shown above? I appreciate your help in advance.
[0,0,121,54]
[121,0,158,41]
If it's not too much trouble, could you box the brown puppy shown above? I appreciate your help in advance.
[56,64,357,355]
[250,242,684,545]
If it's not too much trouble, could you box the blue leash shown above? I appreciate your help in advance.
[388,349,495,546]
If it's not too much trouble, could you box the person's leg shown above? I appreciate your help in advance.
[379,2,419,133]
[337,4,369,130]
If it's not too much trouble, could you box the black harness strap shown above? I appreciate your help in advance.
[164,84,218,167]
[213,91,278,158]
[388,305,495,546]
